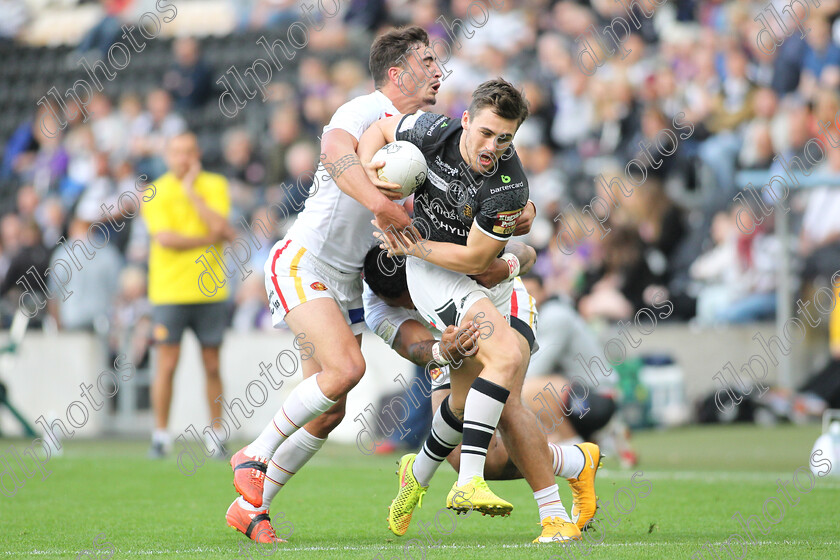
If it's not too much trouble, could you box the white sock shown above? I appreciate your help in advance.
[236,495,263,513]
[152,429,170,447]
[246,374,336,459]
[412,397,463,486]
[458,378,509,486]
[534,484,570,523]
[549,443,586,479]
[262,428,326,510]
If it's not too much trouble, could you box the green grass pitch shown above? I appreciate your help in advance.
[1,424,838,559]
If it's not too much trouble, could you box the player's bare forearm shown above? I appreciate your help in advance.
[418,224,508,275]
[406,339,437,366]
[392,321,436,366]
[410,240,490,274]
[507,241,537,275]
[470,242,535,288]
[322,128,391,213]
[357,116,401,164]
[392,320,479,365]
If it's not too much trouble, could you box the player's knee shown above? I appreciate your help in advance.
[488,335,522,377]
[327,356,366,392]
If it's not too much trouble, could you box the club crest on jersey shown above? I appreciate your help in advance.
[463,204,472,218]
[310,282,328,291]
[430,367,444,380]
[492,209,522,235]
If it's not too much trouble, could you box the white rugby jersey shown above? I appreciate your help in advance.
[362,282,433,348]
[287,90,399,273]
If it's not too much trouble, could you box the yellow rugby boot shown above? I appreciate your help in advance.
[532,516,582,543]
[387,454,428,536]
[446,476,513,517]
[568,442,602,530]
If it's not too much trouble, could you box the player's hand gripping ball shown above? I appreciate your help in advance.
[372,141,428,198]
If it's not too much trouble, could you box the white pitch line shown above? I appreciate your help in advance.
[8,540,839,555]
[596,469,840,487]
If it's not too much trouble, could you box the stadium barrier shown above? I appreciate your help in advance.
[173,335,313,477]
[0,324,791,443]
[712,269,840,413]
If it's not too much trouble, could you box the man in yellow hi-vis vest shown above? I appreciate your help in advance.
[141,131,236,458]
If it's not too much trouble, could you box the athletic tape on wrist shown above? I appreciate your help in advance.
[502,252,520,279]
[432,342,450,365]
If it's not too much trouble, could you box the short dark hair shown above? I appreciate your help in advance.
[468,78,530,125]
[363,246,408,299]
[369,26,430,88]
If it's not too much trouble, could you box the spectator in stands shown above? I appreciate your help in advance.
[624,106,679,179]
[2,106,69,189]
[578,225,660,322]
[231,274,272,332]
[738,88,779,170]
[130,89,186,179]
[47,213,121,331]
[278,141,317,216]
[800,135,840,285]
[698,48,756,193]
[0,214,22,280]
[0,218,50,323]
[0,0,28,44]
[222,128,266,189]
[691,206,779,324]
[264,107,301,186]
[140,131,235,458]
[110,265,152,370]
[222,128,267,215]
[76,0,128,57]
[163,37,214,111]
[38,196,65,248]
[623,177,687,283]
[800,17,840,98]
[89,93,129,158]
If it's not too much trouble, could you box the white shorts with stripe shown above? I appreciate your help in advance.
[430,277,539,391]
[406,256,514,333]
[264,237,366,335]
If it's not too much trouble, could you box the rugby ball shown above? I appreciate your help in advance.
[372,141,428,198]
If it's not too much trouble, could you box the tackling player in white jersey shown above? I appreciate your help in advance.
[223,26,446,544]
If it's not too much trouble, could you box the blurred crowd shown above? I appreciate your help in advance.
[2,0,840,361]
